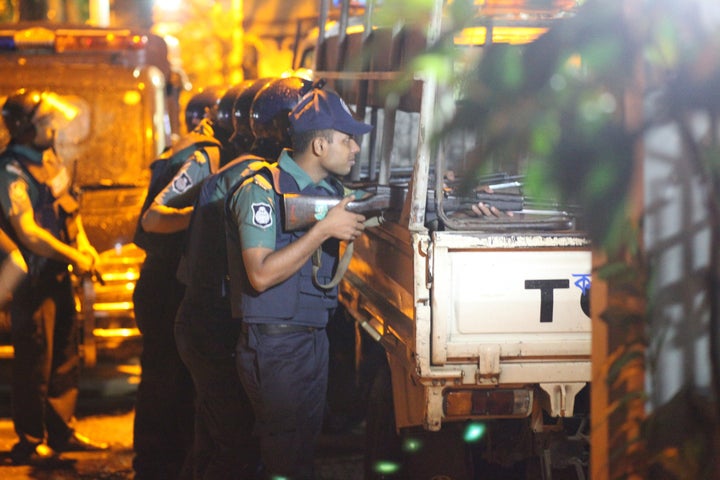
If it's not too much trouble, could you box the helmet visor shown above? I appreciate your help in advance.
[32,93,90,144]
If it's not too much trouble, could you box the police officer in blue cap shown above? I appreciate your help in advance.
[225,86,373,480]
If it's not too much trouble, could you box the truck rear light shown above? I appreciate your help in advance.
[445,388,533,418]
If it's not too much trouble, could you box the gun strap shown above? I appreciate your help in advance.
[311,216,383,290]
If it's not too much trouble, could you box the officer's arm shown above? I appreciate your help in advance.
[73,215,100,265]
[0,229,26,308]
[7,182,92,272]
[141,155,205,233]
[242,196,364,292]
[141,203,193,233]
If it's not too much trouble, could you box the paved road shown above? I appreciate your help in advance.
[0,359,365,480]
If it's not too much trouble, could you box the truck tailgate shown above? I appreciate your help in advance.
[431,232,592,382]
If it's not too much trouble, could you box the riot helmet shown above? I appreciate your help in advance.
[184,86,223,132]
[230,77,271,153]
[249,76,313,158]
[2,89,81,150]
[215,84,246,137]
[2,89,44,140]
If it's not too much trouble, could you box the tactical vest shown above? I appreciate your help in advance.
[0,147,78,278]
[132,133,221,260]
[179,154,264,295]
[226,165,344,323]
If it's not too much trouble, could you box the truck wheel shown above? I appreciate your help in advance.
[364,361,403,479]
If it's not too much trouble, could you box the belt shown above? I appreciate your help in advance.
[242,323,322,335]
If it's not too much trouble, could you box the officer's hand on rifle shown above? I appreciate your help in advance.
[319,196,366,242]
[471,186,514,218]
[72,250,96,277]
[445,170,515,219]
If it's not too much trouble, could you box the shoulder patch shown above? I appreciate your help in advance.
[251,202,274,229]
[172,171,193,194]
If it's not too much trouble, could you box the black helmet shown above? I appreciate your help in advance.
[2,89,43,139]
[230,78,272,149]
[215,83,246,136]
[250,77,312,145]
[184,86,223,132]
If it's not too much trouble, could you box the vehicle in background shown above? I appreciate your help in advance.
[0,24,185,366]
[307,0,591,478]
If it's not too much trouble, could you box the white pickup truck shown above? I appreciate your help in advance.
[308,0,592,478]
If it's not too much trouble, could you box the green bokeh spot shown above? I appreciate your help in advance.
[402,436,422,453]
[464,422,487,443]
[373,461,401,474]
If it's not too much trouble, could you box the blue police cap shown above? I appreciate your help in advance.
[289,88,373,137]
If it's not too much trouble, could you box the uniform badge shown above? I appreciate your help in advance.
[251,202,273,228]
[172,172,193,193]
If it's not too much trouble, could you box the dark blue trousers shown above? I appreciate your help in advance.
[10,271,78,447]
[175,291,258,480]
[132,257,194,480]
[236,322,329,480]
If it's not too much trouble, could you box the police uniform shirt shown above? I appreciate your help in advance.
[152,145,220,209]
[0,145,70,222]
[235,150,356,250]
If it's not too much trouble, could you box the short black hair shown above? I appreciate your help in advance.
[291,128,334,154]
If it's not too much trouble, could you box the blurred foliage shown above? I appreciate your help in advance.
[378,0,720,477]
[383,0,720,248]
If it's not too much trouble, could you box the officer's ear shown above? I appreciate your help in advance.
[311,135,327,156]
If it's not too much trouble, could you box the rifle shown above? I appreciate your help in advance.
[283,188,392,231]
[283,184,573,231]
[431,183,578,214]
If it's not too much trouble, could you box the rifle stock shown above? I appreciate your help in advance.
[283,190,391,231]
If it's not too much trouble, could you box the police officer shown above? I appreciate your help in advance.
[0,88,108,465]
[131,85,242,480]
[174,76,311,480]
[226,86,373,480]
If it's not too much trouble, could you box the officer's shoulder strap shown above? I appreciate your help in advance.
[156,132,221,163]
[194,142,222,173]
[225,161,281,217]
[238,161,282,194]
